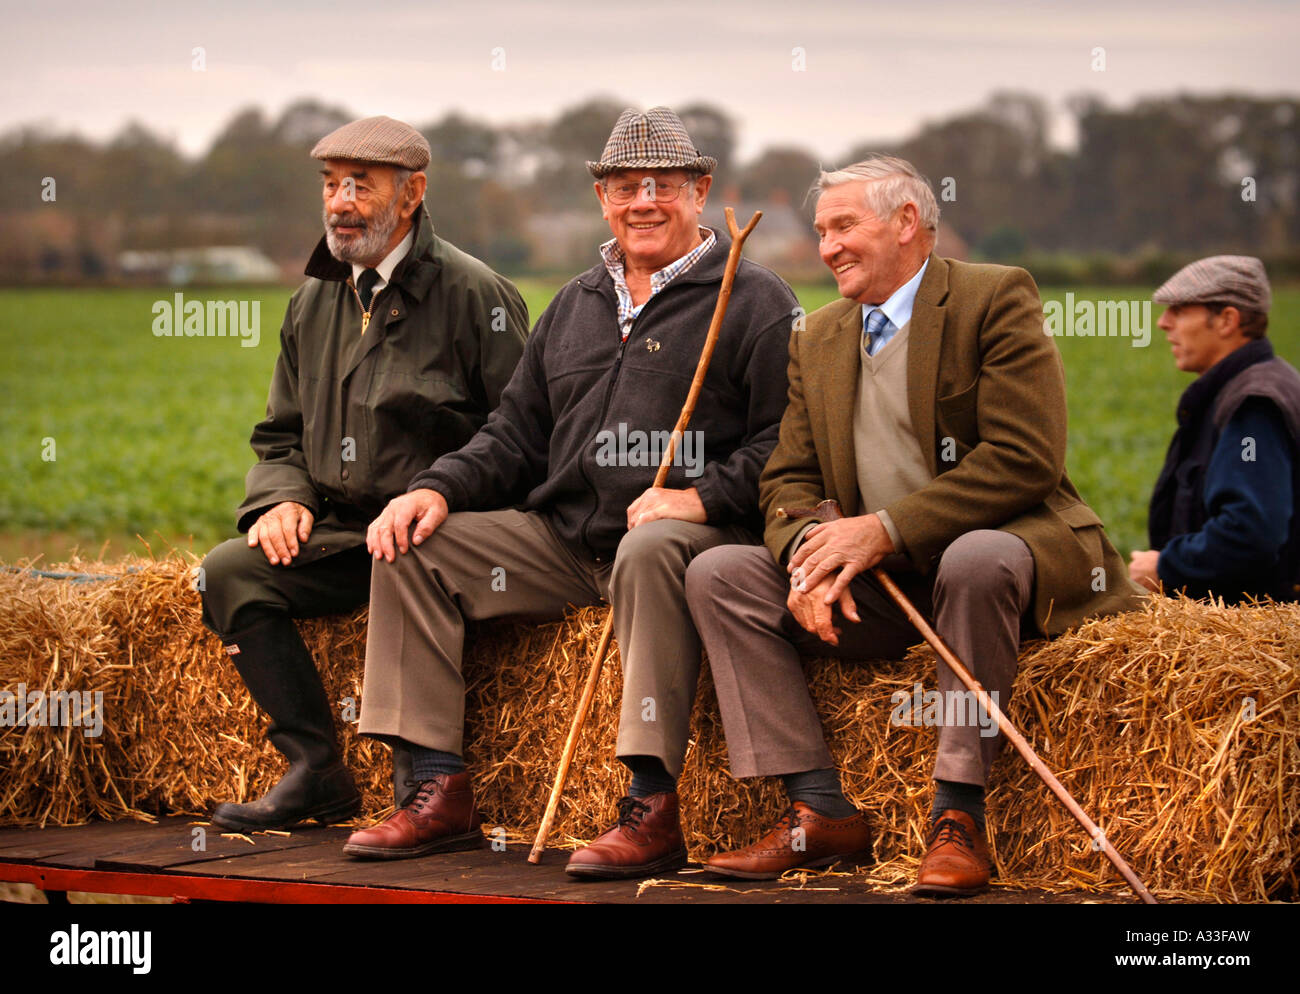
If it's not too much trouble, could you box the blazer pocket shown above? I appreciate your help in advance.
[937,376,980,413]
[937,377,980,444]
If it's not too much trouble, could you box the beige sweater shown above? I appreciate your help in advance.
[854,322,933,553]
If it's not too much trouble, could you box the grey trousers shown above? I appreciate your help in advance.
[684,530,1035,787]
[358,509,754,777]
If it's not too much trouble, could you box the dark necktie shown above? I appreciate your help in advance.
[356,268,380,313]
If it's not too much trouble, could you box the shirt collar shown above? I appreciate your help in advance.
[352,227,415,288]
[861,257,929,331]
[599,227,716,286]
[600,227,717,330]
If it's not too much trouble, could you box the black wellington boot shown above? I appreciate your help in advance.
[212,614,362,831]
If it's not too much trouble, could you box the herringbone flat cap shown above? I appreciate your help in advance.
[587,106,717,178]
[1153,255,1272,313]
[311,115,431,170]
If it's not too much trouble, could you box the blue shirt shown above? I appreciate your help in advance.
[861,258,929,354]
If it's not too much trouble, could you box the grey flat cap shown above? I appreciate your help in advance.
[1153,255,1272,313]
[587,106,717,178]
[311,115,431,170]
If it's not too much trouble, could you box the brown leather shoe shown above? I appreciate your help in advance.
[342,772,484,860]
[705,802,874,880]
[912,809,991,897]
[565,794,689,879]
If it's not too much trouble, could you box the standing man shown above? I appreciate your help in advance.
[199,116,528,832]
[343,107,797,878]
[684,155,1143,895]
[1130,256,1300,602]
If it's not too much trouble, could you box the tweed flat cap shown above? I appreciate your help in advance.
[1153,255,1272,313]
[311,115,431,170]
[587,106,717,178]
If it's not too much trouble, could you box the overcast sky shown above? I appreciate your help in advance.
[6,0,1298,163]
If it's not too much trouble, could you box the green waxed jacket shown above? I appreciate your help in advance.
[235,204,528,562]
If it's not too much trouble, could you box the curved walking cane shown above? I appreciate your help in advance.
[529,207,763,863]
[779,499,1158,904]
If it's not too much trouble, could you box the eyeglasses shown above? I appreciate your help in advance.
[602,178,695,205]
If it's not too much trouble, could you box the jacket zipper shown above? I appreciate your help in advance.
[349,281,371,334]
[578,285,676,553]
[578,332,627,554]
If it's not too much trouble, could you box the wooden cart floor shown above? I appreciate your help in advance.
[0,818,1122,904]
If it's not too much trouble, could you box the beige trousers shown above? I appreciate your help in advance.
[358,509,754,777]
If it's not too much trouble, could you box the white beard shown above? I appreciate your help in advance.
[323,195,402,264]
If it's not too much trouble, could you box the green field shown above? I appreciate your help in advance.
[2,282,1296,564]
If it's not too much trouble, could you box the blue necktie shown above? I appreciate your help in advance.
[864,309,893,356]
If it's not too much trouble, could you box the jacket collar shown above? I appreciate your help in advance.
[907,253,949,476]
[303,203,443,303]
[1177,337,1275,426]
[818,252,951,504]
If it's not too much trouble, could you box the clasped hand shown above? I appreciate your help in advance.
[785,513,894,646]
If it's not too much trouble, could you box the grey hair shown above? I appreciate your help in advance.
[390,166,415,201]
[814,154,940,232]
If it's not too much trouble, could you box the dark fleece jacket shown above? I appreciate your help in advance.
[409,228,798,557]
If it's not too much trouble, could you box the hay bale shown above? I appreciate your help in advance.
[0,555,1295,901]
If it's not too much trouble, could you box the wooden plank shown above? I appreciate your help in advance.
[0,819,171,865]
[90,819,334,871]
[0,821,1133,904]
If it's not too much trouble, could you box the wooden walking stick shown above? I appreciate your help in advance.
[778,499,1158,904]
[528,207,762,864]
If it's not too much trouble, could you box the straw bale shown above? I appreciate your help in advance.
[0,555,1295,902]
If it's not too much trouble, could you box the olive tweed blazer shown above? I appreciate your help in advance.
[760,254,1144,636]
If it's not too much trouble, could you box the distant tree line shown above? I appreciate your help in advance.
[2,91,1296,283]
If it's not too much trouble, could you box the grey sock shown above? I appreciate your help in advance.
[931,779,985,832]
[783,768,857,819]
[409,744,465,781]
[622,755,677,798]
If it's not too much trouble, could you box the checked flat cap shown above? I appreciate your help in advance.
[1153,255,1272,313]
[311,115,431,170]
[587,106,717,178]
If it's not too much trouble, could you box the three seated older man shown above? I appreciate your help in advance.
[342,106,798,879]
[211,110,1273,897]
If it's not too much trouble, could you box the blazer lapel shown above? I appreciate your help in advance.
[907,254,949,477]
[820,300,865,509]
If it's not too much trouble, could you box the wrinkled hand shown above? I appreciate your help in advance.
[787,572,861,647]
[788,513,894,604]
[626,486,706,529]
[367,489,448,562]
[248,501,314,565]
[1128,549,1162,592]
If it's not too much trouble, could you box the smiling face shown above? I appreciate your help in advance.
[320,159,421,266]
[814,179,922,306]
[1157,303,1245,374]
[595,168,711,274]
